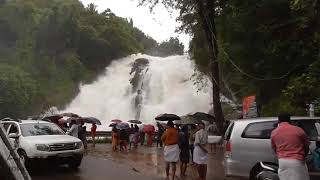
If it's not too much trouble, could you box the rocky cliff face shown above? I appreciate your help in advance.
[129,58,149,93]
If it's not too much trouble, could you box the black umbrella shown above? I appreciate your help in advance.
[155,113,181,121]
[175,115,201,125]
[81,117,102,125]
[61,112,79,117]
[109,123,117,127]
[128,120,142,124]
[191,112,215,122]
[42,114,63,122]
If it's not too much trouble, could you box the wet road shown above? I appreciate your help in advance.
[32,155,159,180]
[31,144,241,180]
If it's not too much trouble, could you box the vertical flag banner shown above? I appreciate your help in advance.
[243,95,258,118]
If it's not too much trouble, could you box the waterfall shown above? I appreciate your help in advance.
[63,54,212,130]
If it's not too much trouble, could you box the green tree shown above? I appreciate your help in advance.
[0,0,158,117]
[0,64,39,118]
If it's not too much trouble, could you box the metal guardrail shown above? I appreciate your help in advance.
[85,131,112,139]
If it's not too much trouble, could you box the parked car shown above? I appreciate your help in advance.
[0,120,84,169]
[224,117,320,179]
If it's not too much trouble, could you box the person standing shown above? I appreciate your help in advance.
[112,127,119,152]
[178,125,189,177]
[207,122,220,153]
[157,123,164,148]
[67,120,79,138]
[140,129,145,146]
[134,124,140,147]
[271,112,310,180]
[78,122,87,149]
[91,123,97,147]
[161,120,180,180]
[189,124,197,165]
[193,122,208,180]
[129,124,135,150]
[146,131,154,146]
[119,129,128,152]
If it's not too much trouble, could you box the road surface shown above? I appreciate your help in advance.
[31,144,242,180]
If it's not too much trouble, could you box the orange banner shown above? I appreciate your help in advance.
[243,95,256,118]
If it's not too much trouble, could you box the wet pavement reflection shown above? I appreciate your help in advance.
[86,144,228,180]
[32,144,242,180]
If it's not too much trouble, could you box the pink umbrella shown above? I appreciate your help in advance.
[143,124,155,133]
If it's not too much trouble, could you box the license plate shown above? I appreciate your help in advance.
[58,153,72,157]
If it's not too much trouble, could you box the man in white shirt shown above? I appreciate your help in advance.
[194,122,208,180]
[67,120,79,138]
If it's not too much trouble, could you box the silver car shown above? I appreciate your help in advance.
[223,117,320,179]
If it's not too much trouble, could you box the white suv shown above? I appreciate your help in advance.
[0,120,84,169]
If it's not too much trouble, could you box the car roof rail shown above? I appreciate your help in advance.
[0,117,22,123]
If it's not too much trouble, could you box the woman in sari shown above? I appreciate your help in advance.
[112,127,119,151]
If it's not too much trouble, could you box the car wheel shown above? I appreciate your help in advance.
[17,150,31,169]
[68,155,83,169]
[254,170,279,180]
[18,150,27,164]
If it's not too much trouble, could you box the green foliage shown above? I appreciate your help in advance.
[0,0,157,118]
[147,37,185,57]
[0,64,39,118]
[188,0,320,116]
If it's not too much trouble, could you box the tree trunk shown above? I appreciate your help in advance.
[196,0,225,134]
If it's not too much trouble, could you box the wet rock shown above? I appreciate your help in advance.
[129,58,150,92]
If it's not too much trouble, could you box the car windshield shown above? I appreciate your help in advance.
[20,123,65,137]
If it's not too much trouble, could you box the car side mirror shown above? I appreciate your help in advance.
[8,133,20,139]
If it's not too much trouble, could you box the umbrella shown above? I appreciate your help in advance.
[116,122,129,130]
[111,119,122,123]
[191,112,215,122]
[109,123,118,127]
[175,115,201,125]
[155,113,181,121]
[42,114,63,122]
[61,112,79,117]
[80,117,102,125]
[128,120,142,124]
[143,124,155,133]
[58,117,78,124]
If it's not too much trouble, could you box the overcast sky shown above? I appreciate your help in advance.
[80,0,190,49]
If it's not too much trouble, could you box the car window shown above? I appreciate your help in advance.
[20,123,64,136]
[291,120,319,141]
[8,124,19,134]
[225,122,234,140]
[242,121,277,139]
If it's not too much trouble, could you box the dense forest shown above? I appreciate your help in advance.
[0,0,161,118]
[189,0,320,116]
[140,0,320,118]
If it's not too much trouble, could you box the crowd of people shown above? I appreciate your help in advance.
[59,119,97,149]
[161,120,208,180]
[109,119,210,180]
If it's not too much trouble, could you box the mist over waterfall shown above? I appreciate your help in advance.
[63,54,212,129]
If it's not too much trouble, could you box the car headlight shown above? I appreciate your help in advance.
[75,142,82,149]
[36,144,50,152]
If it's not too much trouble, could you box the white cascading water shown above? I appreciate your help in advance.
[63,54,212,130]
